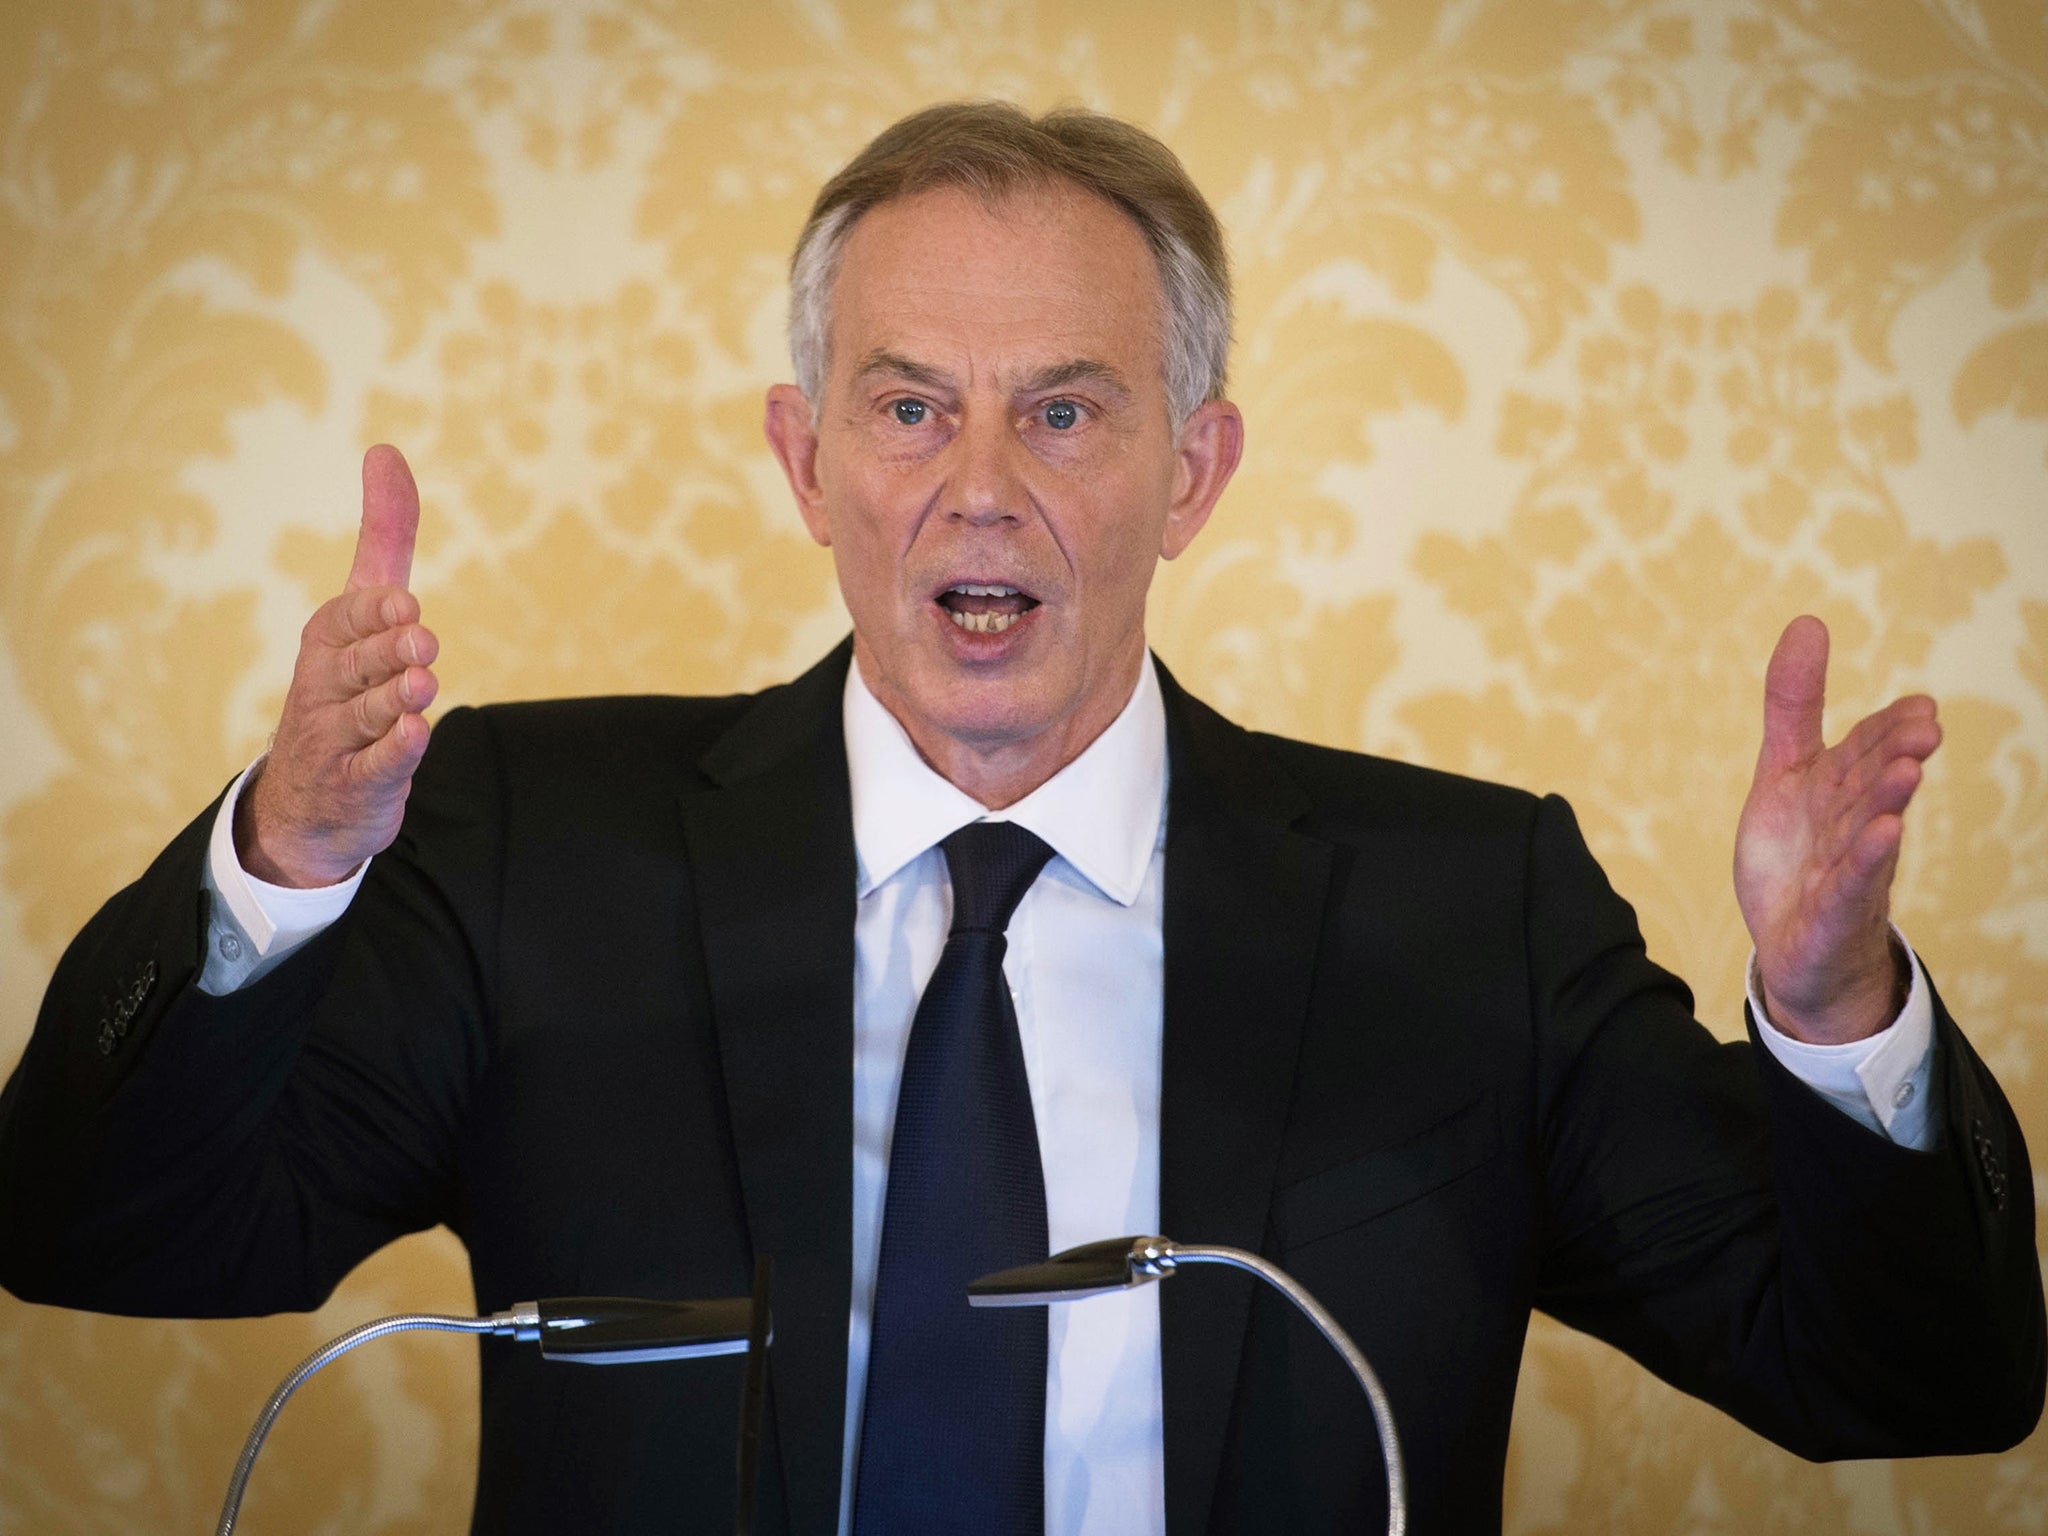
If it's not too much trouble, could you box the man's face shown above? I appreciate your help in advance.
[765,182,1240,795]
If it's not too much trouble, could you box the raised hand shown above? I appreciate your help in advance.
[235,445,439,888]
[1733,616,1940,1044]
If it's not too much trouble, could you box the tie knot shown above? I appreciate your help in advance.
[940,822,1055,936]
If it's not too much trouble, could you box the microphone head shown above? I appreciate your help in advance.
[967,1235,1176,1307]
[534,1296,763,1363]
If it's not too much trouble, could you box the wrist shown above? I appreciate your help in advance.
[1758,932,1911,1045]
[233,762,357,889]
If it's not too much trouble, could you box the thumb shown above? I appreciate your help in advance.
[346,443,421,592]
[1759,614,1828,773]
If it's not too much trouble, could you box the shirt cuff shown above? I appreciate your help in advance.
[199,758,367,995]
[1748,930,1937,1151]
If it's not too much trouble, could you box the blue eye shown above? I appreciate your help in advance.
[1043,400,1078,430]
[893,399,927,425]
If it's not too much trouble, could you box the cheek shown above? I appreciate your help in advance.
[836,458,930,547]
[839,516,904,600]
[1077,486,1173,587]
[1064,529,1163,644]
[825,492,927,624]
[819,425,907,513]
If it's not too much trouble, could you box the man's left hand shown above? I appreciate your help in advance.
[1734,615,1942,1044]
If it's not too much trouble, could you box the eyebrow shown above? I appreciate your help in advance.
[852,349,955,393]
[1021,358,1132,402]
[850,349,1135,404]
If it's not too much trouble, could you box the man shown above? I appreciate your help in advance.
[0,103,2039,1535]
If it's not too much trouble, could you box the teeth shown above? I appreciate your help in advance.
[949,583,1020,597]
[948,609,1023,634]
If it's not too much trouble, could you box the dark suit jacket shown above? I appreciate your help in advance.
[2,642,2041,1534]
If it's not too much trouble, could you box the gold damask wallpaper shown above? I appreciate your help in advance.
[1,0,2042,1530]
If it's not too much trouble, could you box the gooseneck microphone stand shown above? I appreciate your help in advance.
[216,1310,512,1536]
[971,1235,1407,1536]
[215,1259,773,1536]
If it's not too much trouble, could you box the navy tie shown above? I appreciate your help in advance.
[854,820,1056,1533]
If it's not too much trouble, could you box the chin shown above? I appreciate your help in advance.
[916,679,1063,752]
[859,622,1085,757]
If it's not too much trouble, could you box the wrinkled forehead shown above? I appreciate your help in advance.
[823,182,1168,392]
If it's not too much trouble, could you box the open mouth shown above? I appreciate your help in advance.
[936,582,1041,635]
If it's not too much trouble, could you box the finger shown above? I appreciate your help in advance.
[1831,694,1939,779]
[342,664,438,748]
[1759,615,1829,774]
[1822,756,1925,868]
[1799,818,1901,976]
[346,444,421,593]
[1835,811,1904,912]
[321,622,439,704]
[1831,709,1941,804]
[348,709,432,789]
[308,585,422,649]
[1808,801,1903,909]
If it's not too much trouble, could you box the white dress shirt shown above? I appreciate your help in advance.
[840,655,1169,1536]
[197,656,1938,1534]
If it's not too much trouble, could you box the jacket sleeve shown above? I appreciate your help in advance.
[1526,792,2045,1459]
[0,706,504,1317]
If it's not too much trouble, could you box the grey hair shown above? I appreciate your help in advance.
[787,201,861,420]
[784,103,1232,433]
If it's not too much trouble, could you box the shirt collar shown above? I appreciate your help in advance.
[842,654,1167,907]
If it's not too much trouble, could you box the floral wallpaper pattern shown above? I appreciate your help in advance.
[1,1,2041,1529]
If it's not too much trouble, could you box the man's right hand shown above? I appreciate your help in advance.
[235,444,439,889]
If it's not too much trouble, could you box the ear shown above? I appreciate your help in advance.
[764,383,831,547]
[1160,398,1243,560]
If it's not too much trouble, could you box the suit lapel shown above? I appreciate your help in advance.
[677,642,857,1536]
[1156,666,1333,1536]
[676,647,1331,1533]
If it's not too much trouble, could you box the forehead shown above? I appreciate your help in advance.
[825,183,1165,390]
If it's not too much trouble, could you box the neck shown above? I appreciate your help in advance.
[854,641,1145,811]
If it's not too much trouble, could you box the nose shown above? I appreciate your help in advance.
[944,411,1027,527]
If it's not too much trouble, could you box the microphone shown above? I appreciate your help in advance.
[970,1235,1407,1536]
[502,1293,761,1363]
[215,1261,773,1536]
